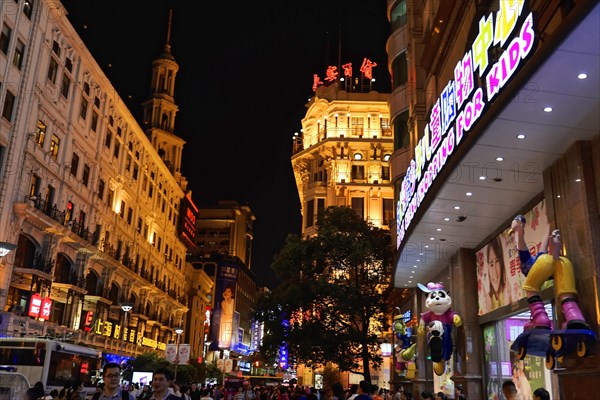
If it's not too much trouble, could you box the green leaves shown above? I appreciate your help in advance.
[254,206,393,382]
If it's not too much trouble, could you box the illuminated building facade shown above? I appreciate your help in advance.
[0,0,210,361]
[191,201,257,362]
[291,83,394,235]
[387,0,599,398]
[291,80,393,388]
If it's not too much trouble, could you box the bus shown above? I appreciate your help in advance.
[0,338,102,396]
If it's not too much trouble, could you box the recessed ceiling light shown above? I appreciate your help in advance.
[419,253,423,256]
[578,73,588,80]
[408,280,412,283]
[413,265,418,268]
[444,217,450,221]
[557,195,561,198]
[496,156,504,161]
[544,107,553,112]
[416,259,420,262]
[430,237,435,240]
[517,134,526,139]
[454,206,461,210]
[425,245,429,248]
[575,178,581,182]
[410,276,413,278]
[466,192,473,196]
[436,228,442,231]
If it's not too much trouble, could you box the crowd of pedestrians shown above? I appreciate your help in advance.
[20,363,553,400]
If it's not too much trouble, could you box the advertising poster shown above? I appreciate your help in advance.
[178,344,190,364]
[165,344,177,363]
[476,199,550,315]
[209,263,239,349]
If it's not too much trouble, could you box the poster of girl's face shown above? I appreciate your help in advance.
[476,199,550,315]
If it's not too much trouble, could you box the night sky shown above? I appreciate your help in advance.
[61,0,391,288]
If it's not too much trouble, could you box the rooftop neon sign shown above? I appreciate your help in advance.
[396,0,535,248]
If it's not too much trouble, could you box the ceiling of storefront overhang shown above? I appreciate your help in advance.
[394,3,600,288]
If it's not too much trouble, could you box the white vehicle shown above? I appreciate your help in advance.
[0,370,31,400]
[0,338,102,396]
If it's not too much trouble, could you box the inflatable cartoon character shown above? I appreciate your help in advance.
[393,307,417,362]
[417,282,462,375]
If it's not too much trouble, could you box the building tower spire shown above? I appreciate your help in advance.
[142,9,188,190]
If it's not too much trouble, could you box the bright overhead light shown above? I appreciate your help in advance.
[408,280,412,283]
[419,253,423,256]
[479,175,486,180]
[416,259,420,262]
[444,217,450,221]
[466,192,472,196]
[424,245,429,248]
[517,134,526,139]
[557,195,561,198]
[454,206,461,210]
[410,276,413,278]
[544,107,553,112]
[430,237,435,241]
[577,73,588,79]
[575,178,581,182]
[413,265,418,268]
[436,228,442,231]
[496,156,504,161]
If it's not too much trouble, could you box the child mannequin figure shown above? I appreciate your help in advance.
[511,216,588,330]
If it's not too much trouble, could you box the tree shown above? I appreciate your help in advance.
[253,206,393,383]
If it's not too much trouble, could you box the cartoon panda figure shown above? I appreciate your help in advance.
[418,282,462,376]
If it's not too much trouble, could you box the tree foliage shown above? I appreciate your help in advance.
[253,206,393,382]
[124,352,216,385]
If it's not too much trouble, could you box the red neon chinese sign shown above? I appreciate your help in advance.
[359,58,377,80]
[28,293,42,318]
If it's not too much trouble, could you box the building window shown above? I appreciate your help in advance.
[392,51,408,90]
[383,198,394,226]
[94,97,100,109]
[113,141,120,159]
[381,118,391,137]
[0,24,11,55]
[133,164,139,180]
[391,0,407,30]
[381,165,390,181]
[105,130,112,148]
[120,200,126,218]
[306,199,315,228]
[351,117,364,136]
[35,120,46,147]
[107,189,114,207]
[1,90,16,122]
[83,82,90,96]
[65,57,73,72]
[351,197,364,219]
[70,153,79,176]
[351,165,365,180]
[91,111,99,132]
[49,134,60,159]
[60,73,71,99]
[47,58,58,83]
[80,97,88,120]
[82,164,90,186]
[127,207,133,225]
[97,179,105,200]
[23,0,34,19]
[13,39,25,69]
[317,198,325,221]
[51,40,61,56]
[29,174,41,197]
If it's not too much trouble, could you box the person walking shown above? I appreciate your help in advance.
[501,381,519,400]
[148,368,181,400]
[532,388,549,400]
[93,363,136,400]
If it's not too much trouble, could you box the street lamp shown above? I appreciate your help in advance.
[119,302,134,359]
[173,327,183,383]
[0,242,17,257]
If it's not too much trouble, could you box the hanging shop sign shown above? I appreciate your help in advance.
[396,0,536,248]
[28,293,52,320]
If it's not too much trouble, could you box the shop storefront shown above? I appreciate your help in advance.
[391,1,599,398]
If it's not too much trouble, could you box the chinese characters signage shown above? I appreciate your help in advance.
[179,193,199,247]
[396,0,536,248]
[312,58,378,92]
[28,294,52,320]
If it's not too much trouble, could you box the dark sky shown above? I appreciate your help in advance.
[61,0,391,288]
